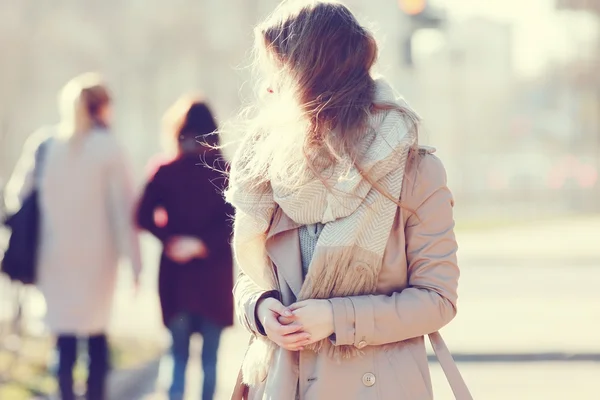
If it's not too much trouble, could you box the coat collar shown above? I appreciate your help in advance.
[265,208,303,298]
[266,207,301,240]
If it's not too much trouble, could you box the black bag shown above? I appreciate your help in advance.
[2,190,41,284]
[1,138,51,284]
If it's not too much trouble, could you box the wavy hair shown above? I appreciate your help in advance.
[228,0,420,192]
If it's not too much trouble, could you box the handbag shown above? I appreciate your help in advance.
[231,335,253,400]
[2,190,42,284]
[230,331,473,400]
[231,359,250,400]
[1,137,51,284]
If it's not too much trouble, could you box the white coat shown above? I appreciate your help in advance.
[5,127,142,335]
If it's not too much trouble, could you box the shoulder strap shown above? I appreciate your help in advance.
[429,332,473,400]
[33,137,52,184]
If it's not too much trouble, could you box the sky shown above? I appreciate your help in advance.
[430,0,599,77]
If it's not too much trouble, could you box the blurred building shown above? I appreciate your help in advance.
[410,18,515,202]
[0,0,255,178]
[0,0,599,217]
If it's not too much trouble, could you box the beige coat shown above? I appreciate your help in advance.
[234,147,460,400]
[5,128,142,335]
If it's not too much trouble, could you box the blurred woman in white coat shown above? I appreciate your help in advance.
[4,73,142,400]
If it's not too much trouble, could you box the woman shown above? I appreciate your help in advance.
[227,1,470,399]
[136,97,234,400]
[5,73,142,400]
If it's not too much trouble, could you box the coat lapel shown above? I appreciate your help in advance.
[266,208,303,299]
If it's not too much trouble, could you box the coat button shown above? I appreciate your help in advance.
[362,372,376,387]
[357,340,367,349]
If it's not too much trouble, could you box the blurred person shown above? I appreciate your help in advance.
[4,73,142,400]
[136,96,234,400]
[226,1,469,399]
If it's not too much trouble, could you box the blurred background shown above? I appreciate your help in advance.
[1,0,599,399]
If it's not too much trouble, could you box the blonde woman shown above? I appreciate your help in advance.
[5,73,142,400]
[227,1,470,399]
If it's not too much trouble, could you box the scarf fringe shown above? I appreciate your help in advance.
[298,246,382,358]
[299,246,381,300]
[242,337,278,385]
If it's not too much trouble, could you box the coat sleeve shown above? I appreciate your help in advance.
[328,154,459,347]
[136,168,171,242]
[106,139,143,279]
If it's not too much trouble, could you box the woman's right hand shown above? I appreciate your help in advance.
[256,297,311,351]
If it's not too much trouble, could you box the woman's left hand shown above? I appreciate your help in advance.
[287,300,334,344]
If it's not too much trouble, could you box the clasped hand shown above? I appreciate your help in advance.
[256,297,334,351]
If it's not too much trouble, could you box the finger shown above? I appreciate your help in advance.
[280,335,312,351]
[264,316,297,334]
[171,253,184,261]
[274,322,303,336]
[277,315,296,325]
[280,332,311,346]
[268,301,293,318]
[289,300,309,311]
[281,343,307,351]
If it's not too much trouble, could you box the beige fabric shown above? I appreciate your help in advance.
[5,128,142,335]
[227,80,417,381]
[233,150,470,399]
[429,332,473,400]
[231,333,472,400]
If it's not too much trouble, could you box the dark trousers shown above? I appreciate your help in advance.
[168,313,223,400]
[57,334,109,400]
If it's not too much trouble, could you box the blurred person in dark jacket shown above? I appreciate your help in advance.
[136,96,234,400]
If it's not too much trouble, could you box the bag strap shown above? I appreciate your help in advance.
[33,137,52,185]
[428,331,473,400]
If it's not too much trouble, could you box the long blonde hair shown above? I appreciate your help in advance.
[228,0,420,194]
[58,73,111,139]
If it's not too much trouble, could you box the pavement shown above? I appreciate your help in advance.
[74,215,600,399]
